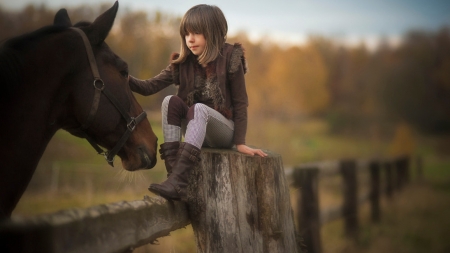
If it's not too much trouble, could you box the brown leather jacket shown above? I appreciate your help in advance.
[129,43,249,145]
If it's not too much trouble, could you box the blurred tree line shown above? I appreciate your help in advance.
[1,4,449,140]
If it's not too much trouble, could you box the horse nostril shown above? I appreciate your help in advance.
[138,147,153,169]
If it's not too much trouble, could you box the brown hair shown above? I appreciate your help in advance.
[173,4,228,66]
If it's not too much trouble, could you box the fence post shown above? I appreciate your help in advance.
[397,156,410,185]
[384,161,394,198]
[294,167,321,253]
[369,161,380,222]
[394,158,404,191]
[340,160,358,239]
[188,148,298,253]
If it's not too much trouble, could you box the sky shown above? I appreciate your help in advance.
[2,0,450,48]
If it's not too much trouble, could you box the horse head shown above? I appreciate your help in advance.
[0,1,158,219]
[53,2,158,171]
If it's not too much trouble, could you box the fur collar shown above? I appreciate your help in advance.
[169,43,246,119]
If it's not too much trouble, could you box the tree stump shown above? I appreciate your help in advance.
[187,148,299,253]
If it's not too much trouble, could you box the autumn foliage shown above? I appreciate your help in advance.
[1,4,450,137]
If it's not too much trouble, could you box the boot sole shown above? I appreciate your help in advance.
[148,185,181,201]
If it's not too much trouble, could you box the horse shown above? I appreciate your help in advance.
[0,1,158,219]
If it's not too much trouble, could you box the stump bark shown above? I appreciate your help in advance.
[187,148,298,253]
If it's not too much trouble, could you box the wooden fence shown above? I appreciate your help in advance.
[0,149,298,253]
[0,197,190,253]
[0,152,418,253]
[289,155,418,253]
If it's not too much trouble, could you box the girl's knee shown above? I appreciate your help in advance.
[187,103,208,121]
[162,95,173,107]
[164,95,187,110]
[169,96,186,107]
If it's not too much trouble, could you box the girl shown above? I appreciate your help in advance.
[129,4,267,201]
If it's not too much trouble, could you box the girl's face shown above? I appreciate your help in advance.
[185,32,206,56]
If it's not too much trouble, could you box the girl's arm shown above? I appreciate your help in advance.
[128,65,174,96]
[229,51,267,157]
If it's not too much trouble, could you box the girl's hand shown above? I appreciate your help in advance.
[236,144,268,157]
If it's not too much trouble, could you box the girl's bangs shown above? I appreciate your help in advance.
[180,13,204,36]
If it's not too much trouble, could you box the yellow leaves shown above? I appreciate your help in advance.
[246,43,330,117]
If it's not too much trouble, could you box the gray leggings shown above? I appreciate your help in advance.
[162,95,234,149]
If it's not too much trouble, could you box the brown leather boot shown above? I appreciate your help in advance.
[159,141,179,177]
[149,142,201,201]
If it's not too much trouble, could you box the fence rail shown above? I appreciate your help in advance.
[0,154,419,253]
[0,149,298,253]
[0,197,189,253]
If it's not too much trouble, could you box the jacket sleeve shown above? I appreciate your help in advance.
[228,45,249,145]
[128,65,174,96]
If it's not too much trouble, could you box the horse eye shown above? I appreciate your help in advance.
[120,70,129,77]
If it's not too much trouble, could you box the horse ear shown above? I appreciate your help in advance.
[88,1,119,45]
[54,8,72,26]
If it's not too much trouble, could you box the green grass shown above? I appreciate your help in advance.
[423,157,450,181]
[247,117,390,165]
[14,116,167,216]
[321,155,450,253]
[10,116,450,253]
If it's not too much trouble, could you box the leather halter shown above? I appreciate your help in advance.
[70,27,147,167]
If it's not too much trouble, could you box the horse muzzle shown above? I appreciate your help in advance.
[139,147,156,169]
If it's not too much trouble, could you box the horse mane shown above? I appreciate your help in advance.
[0,25,68,98]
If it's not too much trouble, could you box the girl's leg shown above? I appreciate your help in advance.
[162,95,189,142]
[150,103,234,201]
[160,95,189,176]
[184,103,234,149]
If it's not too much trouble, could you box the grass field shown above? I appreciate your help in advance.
[11,116,450,253]
[320,157,450,253]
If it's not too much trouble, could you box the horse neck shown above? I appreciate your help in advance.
[0,32,77,218]
[0,48,71,217]
[2,41,73,165]
[1,69,62,164]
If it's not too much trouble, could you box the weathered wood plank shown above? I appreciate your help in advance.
[188,148,299,253]
[0,196,189,253]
